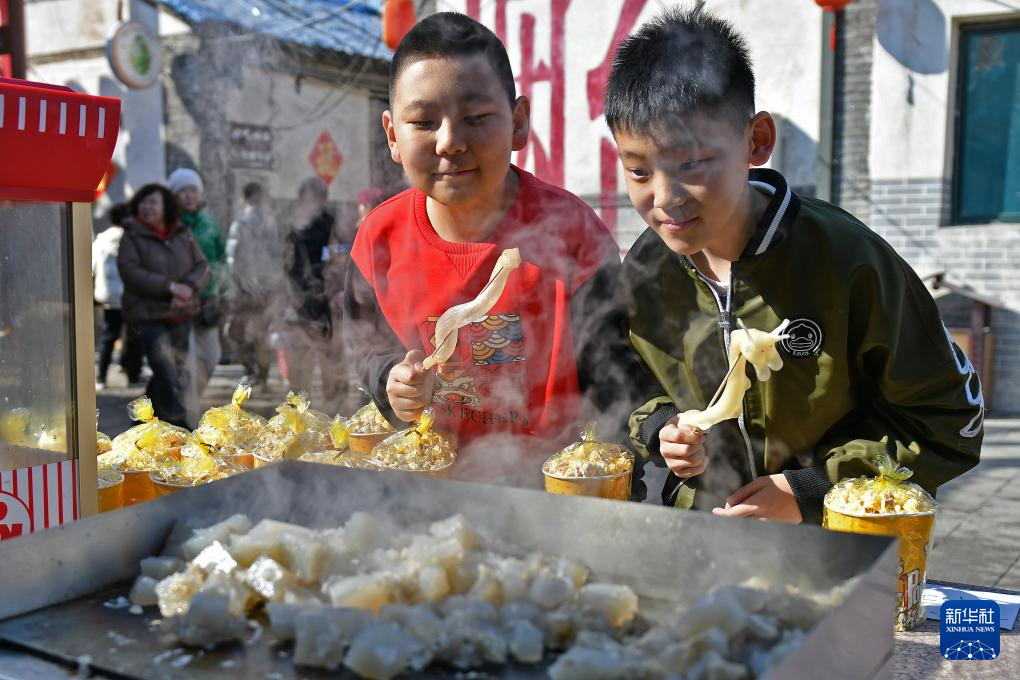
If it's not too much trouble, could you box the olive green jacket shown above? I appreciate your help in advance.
[623,169,983,522]
[180,209,227,301]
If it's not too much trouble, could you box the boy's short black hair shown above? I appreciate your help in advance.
[243,182,263,201]
[389,12,516,108]
[129,184,179,227]
[605,5,755,137]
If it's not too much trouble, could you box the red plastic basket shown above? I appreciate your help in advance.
[0,78,121,202]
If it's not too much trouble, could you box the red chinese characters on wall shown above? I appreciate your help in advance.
[464,0,648,232]
[308,130,344,187]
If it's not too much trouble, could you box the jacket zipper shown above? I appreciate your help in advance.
[686,258,758,481]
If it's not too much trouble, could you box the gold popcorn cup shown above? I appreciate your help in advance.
[823,497,936,631]
[348,430,392,454]
[97,471,124,513]
[150,473,187,498]
[543,468,633,501]
[121,469,155,506]
[222,449,254,469]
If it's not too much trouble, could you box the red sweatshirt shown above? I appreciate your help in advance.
[344,167,638,464]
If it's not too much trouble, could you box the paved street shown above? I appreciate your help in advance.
[97,361,1020,593]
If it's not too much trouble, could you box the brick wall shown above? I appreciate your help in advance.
[831,0,876,219]
[865,176,1020,413]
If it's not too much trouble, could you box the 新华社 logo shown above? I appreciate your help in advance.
[940,600,1000,660]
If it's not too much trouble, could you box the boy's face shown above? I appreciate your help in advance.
[383,54,530,207]
[614,112,774,257]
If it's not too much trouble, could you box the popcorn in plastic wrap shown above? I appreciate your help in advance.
[194,384,267,451]
[253,393,332,464]
[365,409,455,472]
[108,396,190,463]
[153,441,244,487]
[97,430,113,455]
[823,453,937,631]
[348,401,395,435]
[329,415,350,451]
[824,454,936,516]
[542,423,634,479]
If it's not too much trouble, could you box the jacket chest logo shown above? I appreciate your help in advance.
[780,318,823,358]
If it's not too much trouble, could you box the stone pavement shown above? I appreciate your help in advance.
[96,362,1020,592]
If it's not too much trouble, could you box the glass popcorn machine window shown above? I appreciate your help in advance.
[0,78,119,536]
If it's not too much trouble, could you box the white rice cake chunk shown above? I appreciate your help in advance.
[324,573,394,614]
[175,590,248,648]
[428,514,479,550]
[293,607,371,669]
[228,518,314,567]
[139,556,185,580]
[181,514,252,561]
[548,645,647,680]
[501,599,544,627]
[199,572,257,617]
[129,575,159,608]
[578,583,638,627]
[155,565,206,617]
[528,573,576,610]
[244,556,298,602]
[266,601,319,642]
[279,531,328,584]
[380,604,443,648]
[491,556,529,602]
[192,541,237,575]
[507,619,544,663]
[343,621,422,680]
[344,512,403,553]
[404,535,465,570]
[416,564,450,602]
[468,564,504,606]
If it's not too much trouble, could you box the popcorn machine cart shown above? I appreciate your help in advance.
[0,78,120,535]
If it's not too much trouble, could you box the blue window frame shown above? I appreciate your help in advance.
[953,22,1020,224]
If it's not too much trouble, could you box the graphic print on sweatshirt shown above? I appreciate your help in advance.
[423,314,530,426]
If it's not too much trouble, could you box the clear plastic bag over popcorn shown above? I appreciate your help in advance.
[356,408,456,472]
[347,400,396,435]
[152,440,245,487]
[824,452,936,516]
[194,384,267,451]
[542,422,634,479]
[100,396,190,472]
[252,392,332,463]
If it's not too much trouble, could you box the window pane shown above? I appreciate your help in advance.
[0,201,75,471]
[957,25,1020,222]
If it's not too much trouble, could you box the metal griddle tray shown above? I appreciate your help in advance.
[0,462,897,679]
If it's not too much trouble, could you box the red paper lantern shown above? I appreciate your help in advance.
[816,0,853,10]
[382,0,416,51]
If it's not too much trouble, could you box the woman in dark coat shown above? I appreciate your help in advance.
[117,184,210,427]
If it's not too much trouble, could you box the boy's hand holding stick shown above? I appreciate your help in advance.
[387,249,521,423]
[661,321,794,518]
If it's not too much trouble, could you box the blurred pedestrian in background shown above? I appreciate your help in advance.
[117,184,209,427]
[169,167,227,398]
[93,202,144,390]
[227,181,283,388]
[282,177,342,412]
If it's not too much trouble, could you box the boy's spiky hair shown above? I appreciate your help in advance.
[605,5,755,136]
[389,12,516,108]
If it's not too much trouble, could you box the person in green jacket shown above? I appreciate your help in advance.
[603,6,983,524]
[169,167,228,399]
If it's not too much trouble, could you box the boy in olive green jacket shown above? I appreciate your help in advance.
[605,7,982,523]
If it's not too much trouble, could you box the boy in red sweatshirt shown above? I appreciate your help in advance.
[344,12,639,486]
